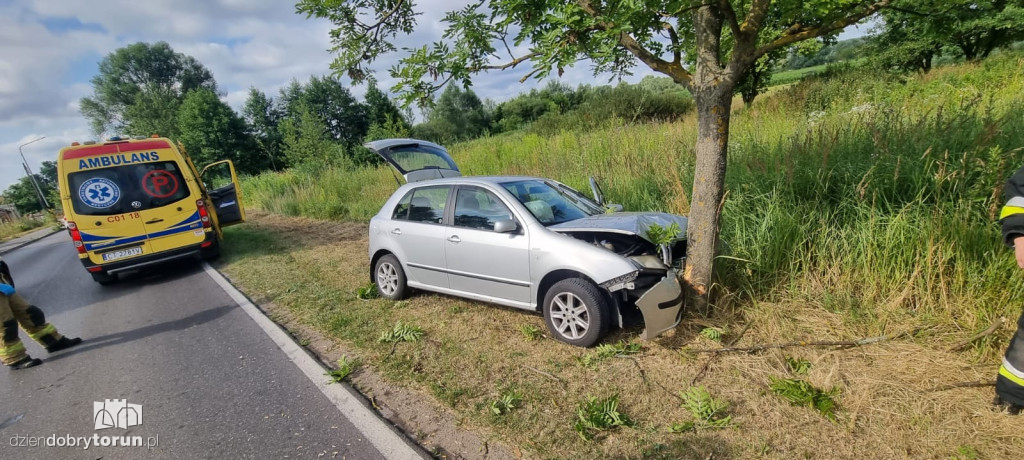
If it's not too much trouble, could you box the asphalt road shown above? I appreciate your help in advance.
[0,232,391,459]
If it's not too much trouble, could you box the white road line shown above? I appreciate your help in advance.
[202,263,426,460]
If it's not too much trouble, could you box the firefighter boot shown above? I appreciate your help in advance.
[44,336,83,353]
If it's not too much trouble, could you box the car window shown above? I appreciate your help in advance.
[391,192,412,220]
[393,186,449,224]
[453,188,514,231]
[68,161,190,216]
[501,180,602,225]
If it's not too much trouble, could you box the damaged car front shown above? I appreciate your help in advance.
[500,179,687,342]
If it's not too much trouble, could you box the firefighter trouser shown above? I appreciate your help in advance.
[997,310,1024,405]
[0,293,65,366]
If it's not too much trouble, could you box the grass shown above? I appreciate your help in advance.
[223,52,1024,458]
[0,216,50,242]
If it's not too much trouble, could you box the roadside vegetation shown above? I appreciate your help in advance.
[220,52,1024,458]
[0,216,52,242]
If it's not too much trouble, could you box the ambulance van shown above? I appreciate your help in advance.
[57,136,245,284]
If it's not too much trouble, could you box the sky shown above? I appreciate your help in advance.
[0,0,871,193]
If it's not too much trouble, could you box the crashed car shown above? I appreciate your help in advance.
[366,138,687,347]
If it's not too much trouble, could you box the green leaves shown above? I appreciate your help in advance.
[769,377,841,421]
[574,394,635,441]
[378,321,424,343]
[674,385,733,431]
[645,222,681,246]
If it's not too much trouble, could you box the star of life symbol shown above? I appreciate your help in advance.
[78,178,120,209]
[94,399,143,430]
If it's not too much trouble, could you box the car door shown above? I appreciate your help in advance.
[200,160,246,228]
[444,186,531,304]
[388,185,451,288]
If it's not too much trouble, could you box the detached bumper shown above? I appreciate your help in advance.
[635,269,684,340]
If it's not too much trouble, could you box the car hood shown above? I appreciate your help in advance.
[549,212,688,243]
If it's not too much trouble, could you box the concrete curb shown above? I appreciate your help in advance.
[202,263,430,460]
[0,228,61,256]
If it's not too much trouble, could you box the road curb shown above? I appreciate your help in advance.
[0,229,61,256]
[201,263,429,460]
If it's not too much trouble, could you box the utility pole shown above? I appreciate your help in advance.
[18,136,49,212]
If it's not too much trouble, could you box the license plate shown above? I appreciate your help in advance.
[102,247,143,262]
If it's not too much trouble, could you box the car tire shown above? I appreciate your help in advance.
[91,271,116,286]
[374,254,409,300]
[542,278,609,347]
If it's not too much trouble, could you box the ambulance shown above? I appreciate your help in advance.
[57,136,245,284]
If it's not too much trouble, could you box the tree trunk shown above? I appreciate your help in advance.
[683,85,732,314]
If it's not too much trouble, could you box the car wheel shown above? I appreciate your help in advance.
[374,254,409,300]
[542,278,609,347]
[91,271,116,286]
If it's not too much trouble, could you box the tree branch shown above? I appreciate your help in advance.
[754,0,891,60]
[662,22,682,65]
[575,0,693,88]
[947,317,1007,352]
[718,0,742,39]
[693,327,922,354]
[740,0,773,36]
[472,52,541,72]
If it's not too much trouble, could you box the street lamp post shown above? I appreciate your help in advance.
[18,136,49,212]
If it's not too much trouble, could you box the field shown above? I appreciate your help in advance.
[228,53,1024,458]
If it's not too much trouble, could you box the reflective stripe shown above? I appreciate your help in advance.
[0,341,25,358]
[1008,197,1024,208]
[27,323,56,341]
[1000,364,1024,387]
[1003,357,1024,379]
[1001,205,1024,220]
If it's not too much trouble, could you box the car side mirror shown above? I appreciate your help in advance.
[605,203,624,213]
[493,219,518,233]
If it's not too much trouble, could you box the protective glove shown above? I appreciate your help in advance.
[0,284,14,297]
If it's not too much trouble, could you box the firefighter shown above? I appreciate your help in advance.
[997,165,1024,413]
[0,256,82,370]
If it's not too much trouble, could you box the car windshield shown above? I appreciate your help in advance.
[501,179,603,225]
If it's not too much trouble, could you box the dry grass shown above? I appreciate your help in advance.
[215,211,1022,459]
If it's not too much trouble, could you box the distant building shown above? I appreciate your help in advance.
[0,205,19,224]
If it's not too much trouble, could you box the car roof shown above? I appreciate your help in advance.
[405,176,549,187]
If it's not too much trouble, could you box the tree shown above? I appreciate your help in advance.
[865,10,943,73]
[866,0,1024,71]
[177,89,259,173]
[945,0,1024,60]
[421,85,490,143]
[80,42,219,137]
[364,78,410,131]
[38,161,57,191]
[279,107,350,167]
[280,75,369,149]
[2,175,52,214]
[297,0,893,310]
[243,88,284,170]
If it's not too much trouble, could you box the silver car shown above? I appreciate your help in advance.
[367,139,687,347]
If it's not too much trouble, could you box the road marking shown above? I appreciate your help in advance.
[202,263,426,460]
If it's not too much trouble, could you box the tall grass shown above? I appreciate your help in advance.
[242,52,1024,339]
[0,216,49,241]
